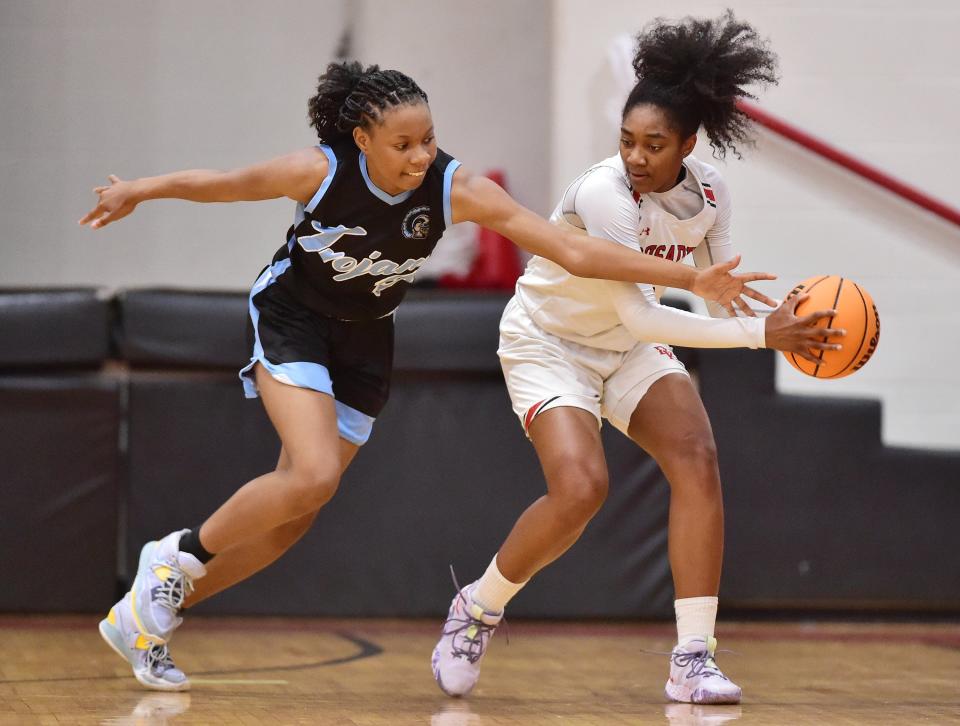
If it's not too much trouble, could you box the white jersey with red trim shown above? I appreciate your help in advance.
[513,153,764,352]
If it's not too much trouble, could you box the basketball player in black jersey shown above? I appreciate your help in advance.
[80,61,778,691]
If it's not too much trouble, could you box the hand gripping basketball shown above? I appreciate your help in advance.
[764,294,845,365]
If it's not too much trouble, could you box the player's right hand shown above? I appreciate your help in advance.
[764,293,845,364]
[78,175,139,229]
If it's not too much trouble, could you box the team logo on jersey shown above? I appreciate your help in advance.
[296,221,427,296]
[402,205,431,239]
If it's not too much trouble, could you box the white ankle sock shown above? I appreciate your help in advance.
[674,596,718,645]
[471,555,527,614]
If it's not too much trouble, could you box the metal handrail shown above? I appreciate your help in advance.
[737,99,960,228]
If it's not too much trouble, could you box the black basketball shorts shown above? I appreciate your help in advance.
[239,260,393,445]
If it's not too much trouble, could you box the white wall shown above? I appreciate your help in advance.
[353,0,552,218]
[552,0,960,450]
[0,0,551,290]
[0,0,346,290]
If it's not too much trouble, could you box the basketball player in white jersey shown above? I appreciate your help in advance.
[432,12,843,704]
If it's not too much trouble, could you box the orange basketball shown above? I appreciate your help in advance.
[782,275,880,379]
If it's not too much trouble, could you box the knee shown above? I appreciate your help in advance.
[283,461,341,513]
[665,431,721,497]
[551,462,609,527]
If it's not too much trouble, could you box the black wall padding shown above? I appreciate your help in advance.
[698,348,960,609]
[125,375,281,562]
[127,373,673,618]
[117,289,249,368]
[115,288,692,373]
[7,288,959,616]
[0,377,121,611]
[0,288,111,368]
[395,291,511,372]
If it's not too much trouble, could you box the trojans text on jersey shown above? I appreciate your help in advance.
[297,221,427,296]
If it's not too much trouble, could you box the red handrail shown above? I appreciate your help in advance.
[737,99,960,228]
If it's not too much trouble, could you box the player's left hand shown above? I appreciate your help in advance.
[690,255,778,317]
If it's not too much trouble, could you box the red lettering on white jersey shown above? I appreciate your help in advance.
[643,244,695,261]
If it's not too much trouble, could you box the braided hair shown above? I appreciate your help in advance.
[308,61,429,144]
[625,10,779,158]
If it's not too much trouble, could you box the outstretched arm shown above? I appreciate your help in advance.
[78,147,329,229]
[609,283,844,362]
[450,167,777,309]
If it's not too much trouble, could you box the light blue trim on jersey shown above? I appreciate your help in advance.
[304,144,338,214]
[334,400,375,445]
[240,258,333,398]
[359,152,414,205]
[442,159,461,229]
[289,204,306,252]
[238,258,377,445]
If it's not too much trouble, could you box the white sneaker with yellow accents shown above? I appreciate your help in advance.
[99,592,190,691]
[431,582,502,697]
[665,636,741,704]
[130,530,206,644]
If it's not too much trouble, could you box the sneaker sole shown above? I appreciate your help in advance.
[664,680,741,704]
[98,618,189,692]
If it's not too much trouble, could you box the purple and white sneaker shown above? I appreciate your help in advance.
[664,636,741,704]
[431,582,502,697]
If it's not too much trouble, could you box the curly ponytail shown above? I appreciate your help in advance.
[308,61,429,144]
[624,10,779,158]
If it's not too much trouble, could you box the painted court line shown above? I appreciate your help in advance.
[190,678,289,685]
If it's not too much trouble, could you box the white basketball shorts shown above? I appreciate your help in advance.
[498,297,688,437]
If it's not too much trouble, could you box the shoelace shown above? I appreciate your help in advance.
[145,643,176,675]
[442,610,497,664]
[443,565,506,663]
[671,648,729,681]
[153,561,195,612]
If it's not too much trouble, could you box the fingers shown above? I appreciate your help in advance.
[732,296,755,317]
[108,174,121,184]
[721,300,736,316]
[814,326,846,340]
[90,212,113,229]
[78,205,103,226]
[784,293,807,312]
[741,285,779,308]
[805,338,843,351]
[800,309,839,326]
[794,349,824,365]
[79,209,112,229]
[735,271,778,283]
[716,254,741,272]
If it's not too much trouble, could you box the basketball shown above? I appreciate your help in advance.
[782,275,880,378]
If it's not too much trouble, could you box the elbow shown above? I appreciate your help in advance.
[559,241,589,277]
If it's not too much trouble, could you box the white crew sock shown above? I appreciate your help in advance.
[471,555,528,614]
[674,596,718,646]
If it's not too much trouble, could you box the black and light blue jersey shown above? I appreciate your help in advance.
[272,140,460,321]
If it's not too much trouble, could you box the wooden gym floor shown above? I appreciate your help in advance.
[1,616,958,724]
